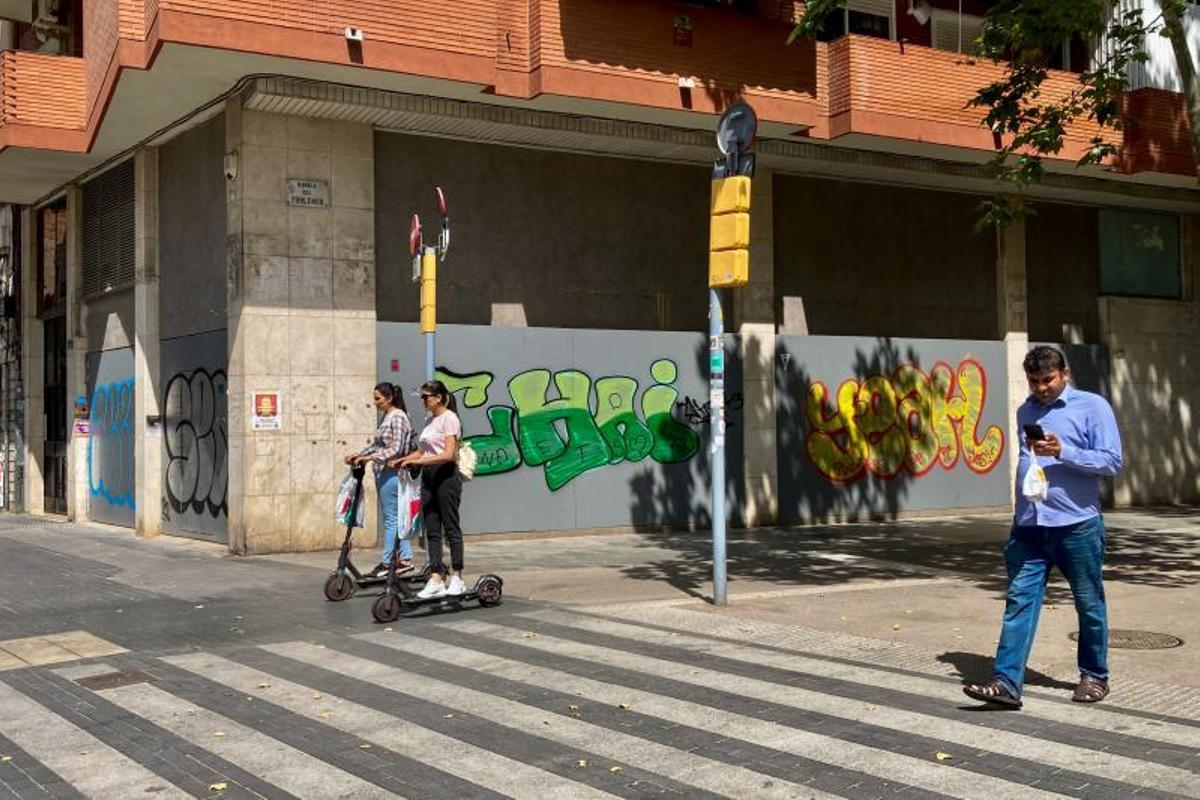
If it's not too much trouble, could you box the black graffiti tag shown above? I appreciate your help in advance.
[163,369,228,518]
[675,393,743,429]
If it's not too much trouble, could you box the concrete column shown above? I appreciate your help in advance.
[20,207,44,515]
[733,168,777,528]
[64,187,89,521]
[226,99,378,554]
[134,147,162,536]
[996,220,1028,509]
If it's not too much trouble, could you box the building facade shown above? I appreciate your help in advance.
[0,0,1196,552]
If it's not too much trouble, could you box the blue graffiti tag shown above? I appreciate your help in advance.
[88,377,136,509]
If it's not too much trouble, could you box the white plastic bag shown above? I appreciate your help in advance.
[334,470,366,528]
[1022,461,1049,503]
[396,470,421,540]
[456,440,478,481]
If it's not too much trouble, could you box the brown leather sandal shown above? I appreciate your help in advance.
[963,679,1022,709]
[1072,675,1109,703]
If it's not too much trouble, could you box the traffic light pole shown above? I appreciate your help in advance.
[413,189,449,384]
[707,100,756,607]
[420,246,437,382]
[709,288,727,605]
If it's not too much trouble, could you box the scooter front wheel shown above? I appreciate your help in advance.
[372,593,403,623]
[324,573,355,602]
[476,576,503,607]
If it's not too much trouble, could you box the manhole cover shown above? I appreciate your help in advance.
[76,669,156,690]
[1069,630,1183,650]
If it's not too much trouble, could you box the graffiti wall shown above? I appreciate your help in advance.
[378,323,742,533]
[161,330,229,542]
[85,347,136,527]
[776,336,1010,522]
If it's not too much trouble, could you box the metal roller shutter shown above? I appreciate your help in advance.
[82,160,135,300]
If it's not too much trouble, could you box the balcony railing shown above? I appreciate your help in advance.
[0,49,85,131]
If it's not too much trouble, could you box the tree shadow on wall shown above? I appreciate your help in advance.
[620,335,932,598]
[776,336,921,524]
[1094,339,1199,507]
[624,327,746,599]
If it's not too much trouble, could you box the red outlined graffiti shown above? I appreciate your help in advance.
[804,358,1005,484]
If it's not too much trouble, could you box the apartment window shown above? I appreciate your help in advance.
[81,160,136,300]
[1098,209,1182,299]
[36,199,68,316]
[930,10,984,55]
[817,0,893,42]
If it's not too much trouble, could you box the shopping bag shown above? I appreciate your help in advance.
[333,470,366,528]
[456,440,478,480]
[1022,461,1049,503]
[397,470,422,540]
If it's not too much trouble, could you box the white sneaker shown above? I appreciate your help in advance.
[446,575,467,596]
[417,580,446,600]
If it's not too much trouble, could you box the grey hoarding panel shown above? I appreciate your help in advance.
[161,330,229,542]
[85,347,135,528]
[776,335,1010,522]
[378,323,742,534]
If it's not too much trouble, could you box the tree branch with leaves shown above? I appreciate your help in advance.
[791,1,1200,227]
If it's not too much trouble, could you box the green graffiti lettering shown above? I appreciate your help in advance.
[436,368,493,408]
[594,377,654,464]
[642,359,699,463]
[509,369,611,491]
[433,358,701,490]
[465,406,522,475]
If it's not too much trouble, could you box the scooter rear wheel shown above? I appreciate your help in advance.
[372,593,403,623]
[324,573,355,602]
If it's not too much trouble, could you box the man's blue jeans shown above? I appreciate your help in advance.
[993,515,1108,698]
[376,468,411,564]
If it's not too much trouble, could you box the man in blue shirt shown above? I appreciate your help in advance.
[964,345,1123,709]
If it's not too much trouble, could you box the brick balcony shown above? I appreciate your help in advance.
[826,35,1104,158]
[0,0,1194,178]
[0,50,86,149]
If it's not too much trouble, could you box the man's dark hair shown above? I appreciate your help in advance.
[1023,346,1067,375]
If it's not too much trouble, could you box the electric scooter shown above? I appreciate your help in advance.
[322,464,426,602]
[371,567,503,623]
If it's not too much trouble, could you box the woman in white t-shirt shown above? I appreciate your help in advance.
[396,379,466,598]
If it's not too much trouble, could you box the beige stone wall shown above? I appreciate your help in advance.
[226,100,379,554]
[735,169,778,527]
[19,208,43,515]
[1100,215,1200,505]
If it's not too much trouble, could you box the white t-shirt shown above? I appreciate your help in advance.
[419,410,461,456]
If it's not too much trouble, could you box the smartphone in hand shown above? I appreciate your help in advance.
[1023,423,1046,442]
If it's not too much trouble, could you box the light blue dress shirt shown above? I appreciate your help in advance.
[1014,384,1123,527]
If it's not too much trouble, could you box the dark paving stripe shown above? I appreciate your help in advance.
[117,653,506,800]
[225,644,717,800]
[1,668,291,800]
[333,635,954,800]
[0,730,85,800]
[503,614,1200,774]
[410,622,1186,800]
[557,607,1200,731]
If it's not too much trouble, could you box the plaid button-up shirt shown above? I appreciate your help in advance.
[357,409,414,473]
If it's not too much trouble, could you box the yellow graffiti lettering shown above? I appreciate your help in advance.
[804,380,867,482]
[804,358,1005,483]
[954,359,1005,473]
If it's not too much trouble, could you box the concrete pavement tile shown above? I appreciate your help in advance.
[44,631,126,659]
[0,637,77,667]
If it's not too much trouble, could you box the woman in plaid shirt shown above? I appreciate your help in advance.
[344,382,415,578]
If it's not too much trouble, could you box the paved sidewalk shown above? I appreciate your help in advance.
[0,509,1197,798]
[265,508,1200,689]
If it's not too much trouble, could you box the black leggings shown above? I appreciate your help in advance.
[422,463,463,577]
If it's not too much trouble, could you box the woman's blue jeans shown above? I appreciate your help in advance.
[376,468,411,564]
[993,516,1108,698]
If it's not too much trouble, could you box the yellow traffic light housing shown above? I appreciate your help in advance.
[709,175,751,288]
